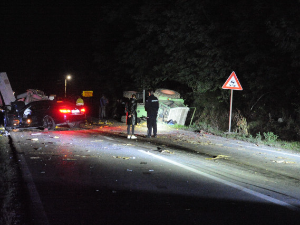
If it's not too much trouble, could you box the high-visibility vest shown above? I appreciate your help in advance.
[76,98,84,106]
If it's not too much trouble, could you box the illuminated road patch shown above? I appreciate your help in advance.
[139,150,299,211]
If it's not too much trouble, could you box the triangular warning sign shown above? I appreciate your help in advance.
[222,71,243,90]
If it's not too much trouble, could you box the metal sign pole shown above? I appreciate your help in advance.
[229,89,233,132]
[222,71,243,132]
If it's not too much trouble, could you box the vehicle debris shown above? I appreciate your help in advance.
[113,156,130,160]
[31,133,42,135]
[271,160,295,164]
[0,73,86,130]
[206,155,230,160]
[161,150,174,154]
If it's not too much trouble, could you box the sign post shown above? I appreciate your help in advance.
[222,71,243,132]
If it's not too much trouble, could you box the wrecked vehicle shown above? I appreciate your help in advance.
[123,89,190,125]
[0,72,86,130]
[4,99,86,130]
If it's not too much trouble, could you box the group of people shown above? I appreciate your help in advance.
[126,90,159,139]
[76,91,159,139]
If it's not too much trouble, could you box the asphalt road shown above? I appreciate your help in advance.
[10,124,300,225]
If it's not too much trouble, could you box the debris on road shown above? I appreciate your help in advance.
[155,146,174,154]
[206,155,230,160]
[113,156,130,160]
[161,150,174,154]
[31,133,42,136]
[271,160,295,164]
[62,158,77,161]
[30,157,40,159]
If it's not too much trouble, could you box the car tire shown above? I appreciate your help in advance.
[43,116,56,130]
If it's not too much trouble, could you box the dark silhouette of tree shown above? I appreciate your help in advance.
[92,0,300,135]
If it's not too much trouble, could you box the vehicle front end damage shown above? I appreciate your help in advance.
[0,72,86,130]
[2,88,50,129]
[3,107,33,129]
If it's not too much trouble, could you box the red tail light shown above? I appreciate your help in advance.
[80,108,86,113]
[59,109,71,114]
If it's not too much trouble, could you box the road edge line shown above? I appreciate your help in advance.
[139,150,300,211]
[10,133,50,225]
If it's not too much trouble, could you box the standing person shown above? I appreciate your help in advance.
[99,94,108,119]
[76,96,84,106]
[126,94,138,139]
[145,90,159,138]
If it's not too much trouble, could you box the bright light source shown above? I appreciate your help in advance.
[65,75,72,97]
[59,109,71,114]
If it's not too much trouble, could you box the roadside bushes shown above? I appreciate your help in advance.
[194,106,249,135]
[191,93,300,144]
[194,104,228,133]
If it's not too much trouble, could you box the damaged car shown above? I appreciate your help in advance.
[0,73,86,130]
[3,98,86,130]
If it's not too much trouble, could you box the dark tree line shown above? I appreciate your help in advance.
[92,0,300,139]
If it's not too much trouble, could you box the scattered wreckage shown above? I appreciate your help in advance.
[0,72,86,130]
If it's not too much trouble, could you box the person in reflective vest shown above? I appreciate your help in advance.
[76,96,84,106]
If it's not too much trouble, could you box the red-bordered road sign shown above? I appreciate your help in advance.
[222,71,243,90]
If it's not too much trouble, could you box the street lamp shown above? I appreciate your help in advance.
[65,75,71,98]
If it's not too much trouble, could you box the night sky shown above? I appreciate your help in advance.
[0,1,105,97]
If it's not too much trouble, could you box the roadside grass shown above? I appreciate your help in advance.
[0,134,24,225]
[172,123,300,152]
[223,132,300,151]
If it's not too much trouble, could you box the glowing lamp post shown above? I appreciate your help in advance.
[64,75,71,98]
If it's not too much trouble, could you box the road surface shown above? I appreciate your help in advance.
[10,124,300,224]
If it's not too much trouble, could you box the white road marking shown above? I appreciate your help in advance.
[139,150,300,211]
